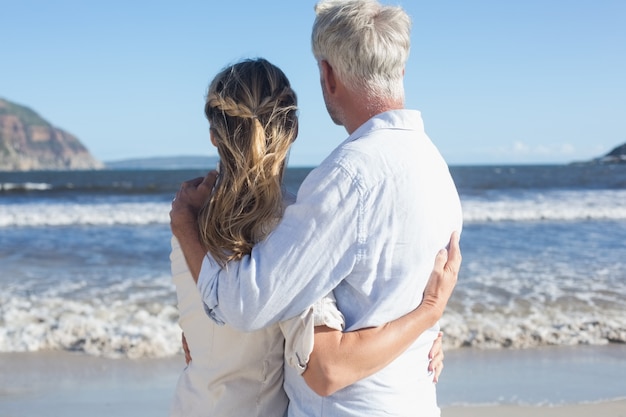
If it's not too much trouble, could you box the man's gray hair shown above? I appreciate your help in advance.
[312,0,411,102]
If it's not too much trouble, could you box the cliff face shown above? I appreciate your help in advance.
[0,98,104,171]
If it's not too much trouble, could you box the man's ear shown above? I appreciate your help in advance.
[320,60,337,95]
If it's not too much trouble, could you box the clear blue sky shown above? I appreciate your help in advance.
[2,0,625,166]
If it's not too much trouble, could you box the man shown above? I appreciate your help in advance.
[171,1,463,416]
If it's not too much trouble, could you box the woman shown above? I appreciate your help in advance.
[169,58,459,416]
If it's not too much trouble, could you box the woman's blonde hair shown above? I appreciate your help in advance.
[198,58,298,266]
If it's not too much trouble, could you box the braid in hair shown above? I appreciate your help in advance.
[197,59,298,266]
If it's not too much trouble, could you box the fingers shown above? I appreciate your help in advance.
[171,171,219,221]
[445,231,462,275]
[432,230,461,274]
[183,176,205,187]
[428,331,443,361]
[179,170,218,193]
[432,247,449,272]
[201,170,219,189]
[173,177,204,206]
[425,233,458,384]
[182,332,192,365]
[179,171,218,194]
[428,332,445,383]
[433,361,444,383]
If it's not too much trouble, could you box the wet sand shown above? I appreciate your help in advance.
[0,344,624,417]
[443,400,626,417]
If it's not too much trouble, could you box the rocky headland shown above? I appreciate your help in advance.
[0,98,104,171]
[595,142,626,164]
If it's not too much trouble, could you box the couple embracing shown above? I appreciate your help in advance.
[169,1,463,416]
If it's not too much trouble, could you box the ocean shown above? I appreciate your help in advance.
[1,164,625,361]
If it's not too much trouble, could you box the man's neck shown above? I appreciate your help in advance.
[344,101,404,135]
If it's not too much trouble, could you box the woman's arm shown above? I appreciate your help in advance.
[302,232,461,396]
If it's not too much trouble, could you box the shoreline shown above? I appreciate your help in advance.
[0,351,182,417]
[442,399,626,417]
[437,343,626,407]
[1,344,625,416]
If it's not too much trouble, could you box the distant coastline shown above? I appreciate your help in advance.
[571,142,626,165]
[103,142,625,170]
[104,155,220,170]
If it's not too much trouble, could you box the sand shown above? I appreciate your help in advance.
[0,351,181,417]
[443,400,626,417]
[0,344,624,417]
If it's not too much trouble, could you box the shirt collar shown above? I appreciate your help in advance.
[342,109,424,146]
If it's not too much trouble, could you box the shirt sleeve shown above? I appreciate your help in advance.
[196,162,363,331]
[279,292,345,374]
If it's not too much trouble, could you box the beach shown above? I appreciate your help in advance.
[1,344,624,416]
[1,165,625,415]
[445,400,626,417]
[0,350,181,417]
[440,344,626,416]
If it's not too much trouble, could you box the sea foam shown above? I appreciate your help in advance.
[0,201,168,227]
[1,288,624,358]
[462,189,626,222]
[0,294,181,359]
[2,189,625,227]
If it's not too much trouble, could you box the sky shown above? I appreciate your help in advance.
[2,0,625,167]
